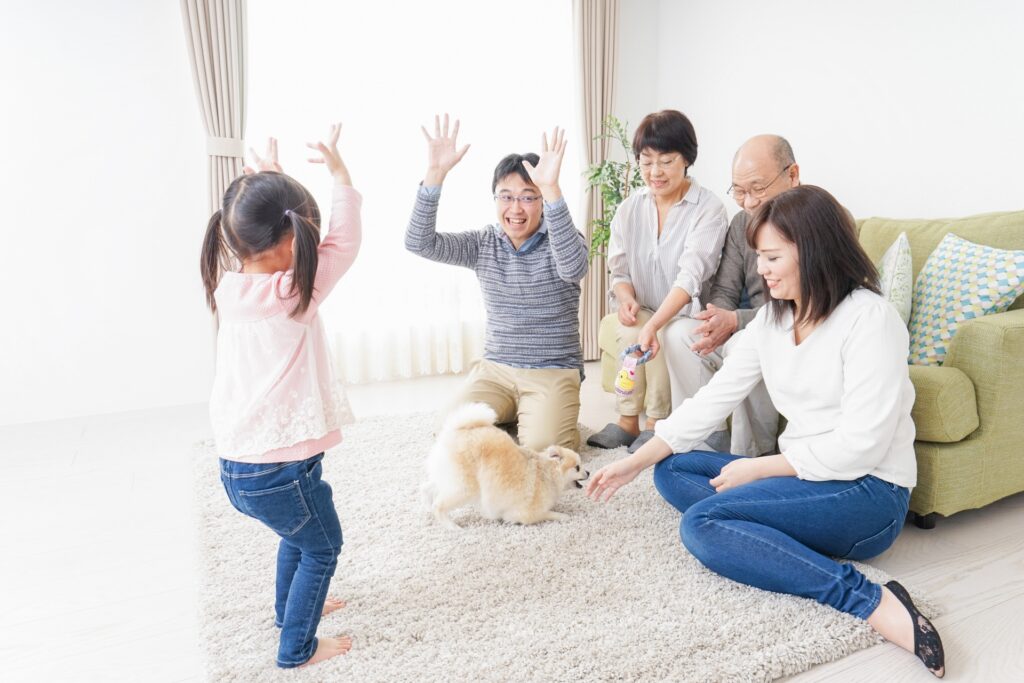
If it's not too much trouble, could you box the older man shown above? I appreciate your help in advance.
[660,134,799,456]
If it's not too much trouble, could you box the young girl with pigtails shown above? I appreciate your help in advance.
[200,123,360,669]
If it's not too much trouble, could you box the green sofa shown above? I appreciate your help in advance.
[597,209,1024,528]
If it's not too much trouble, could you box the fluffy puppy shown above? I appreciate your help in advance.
[422,403,588,529]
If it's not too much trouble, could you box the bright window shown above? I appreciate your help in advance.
[247,0,580,382]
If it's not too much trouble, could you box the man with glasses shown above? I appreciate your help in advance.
[662,134,799,456]
[406,114,588,451]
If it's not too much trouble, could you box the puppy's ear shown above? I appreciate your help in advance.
[545,446,562,460]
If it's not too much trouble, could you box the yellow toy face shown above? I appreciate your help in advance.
[615,368,636,393]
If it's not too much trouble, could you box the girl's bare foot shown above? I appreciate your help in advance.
[300,635,352,667]
[322,597,346,617]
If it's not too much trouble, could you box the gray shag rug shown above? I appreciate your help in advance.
[192,413,936,682]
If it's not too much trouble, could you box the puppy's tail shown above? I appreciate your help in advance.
[441,402,498,435]
[426,402,497,479]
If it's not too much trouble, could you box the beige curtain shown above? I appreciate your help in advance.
[573,0,618,360]
[180,0,248,213]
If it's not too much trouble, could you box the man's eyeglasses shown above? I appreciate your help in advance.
[494,194,543,206]
[728,164,793,202]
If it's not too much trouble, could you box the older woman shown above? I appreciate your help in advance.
[587,185,944,678]
[405,114,588,451]
[588,110,728,453]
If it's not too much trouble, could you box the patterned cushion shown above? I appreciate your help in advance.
[908,233,1024,365]
[877,232,913,325]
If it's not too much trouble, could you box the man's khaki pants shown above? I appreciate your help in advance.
[661,317,779,457]
[445,359,581,451]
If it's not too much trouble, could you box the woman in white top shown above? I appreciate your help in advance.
[588,110,728,453]
[586,185,945,678]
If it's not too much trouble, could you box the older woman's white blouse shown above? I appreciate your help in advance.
[606,177,728,316]
[654,289,917,488]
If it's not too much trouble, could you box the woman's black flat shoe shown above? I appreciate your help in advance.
[885,580,945,678]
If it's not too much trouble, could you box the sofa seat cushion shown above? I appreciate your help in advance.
[599,313,619,392]
[599,312,618,356]
[908,364,980,443]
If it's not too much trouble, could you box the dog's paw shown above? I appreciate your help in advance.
[433,511,462,530]
[544,511,569,522]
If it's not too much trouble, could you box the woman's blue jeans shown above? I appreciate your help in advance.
[220,453,343,668]
[653,451,910,619]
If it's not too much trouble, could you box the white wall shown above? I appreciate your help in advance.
[1,1,212,425]
[613,0,660,153]
[5,0,1020,425]
[621,0,1024,219]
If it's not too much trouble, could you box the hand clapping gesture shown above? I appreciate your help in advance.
[523,126,567,202]
[421,113,471,186]
[307,122,352,186]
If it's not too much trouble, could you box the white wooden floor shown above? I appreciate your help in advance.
[1,362,1021,682]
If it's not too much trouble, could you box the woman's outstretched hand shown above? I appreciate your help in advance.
[586,456,641,502]
[523,126,567,202]
[307,122,352,186]
[243,138,283,175]
[421,113,470,186]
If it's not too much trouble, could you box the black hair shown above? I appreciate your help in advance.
[200,171,322,317]
[632,110,698,172]
[746,185,880,326]
[491,153,541,192]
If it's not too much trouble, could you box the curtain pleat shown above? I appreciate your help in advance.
[573,0,618,360]
[180,0,247,213]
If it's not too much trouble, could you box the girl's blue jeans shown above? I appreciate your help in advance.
[653,451,910,620]
[219,453,342,668]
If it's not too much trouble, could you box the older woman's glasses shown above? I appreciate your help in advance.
[728,164,793,202]
[494,194,542,205]
[638,154,682,170]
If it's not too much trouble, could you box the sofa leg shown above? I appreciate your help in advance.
[912,512,938,530]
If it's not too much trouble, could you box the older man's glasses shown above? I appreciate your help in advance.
[728,164,793,202]
[494,194,542,206]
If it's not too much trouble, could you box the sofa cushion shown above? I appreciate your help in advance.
[908,365,979,443]
[857,209,1024,312]
[877,232,913,325]
[599,313,619,392]
[908,233,1024,365]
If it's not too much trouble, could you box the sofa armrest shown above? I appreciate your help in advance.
[908,365,979,442]
[943,308,1024,439]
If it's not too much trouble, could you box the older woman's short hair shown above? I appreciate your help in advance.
[631,110,698,168]
[746,185,880,326]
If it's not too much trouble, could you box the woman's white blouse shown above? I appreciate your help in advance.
[654,289,918,488]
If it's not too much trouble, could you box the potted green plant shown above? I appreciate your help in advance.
[584,115,645,260]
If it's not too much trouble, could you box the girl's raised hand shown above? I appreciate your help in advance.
[307,123,352,186]
[421,113,470,186]
[522,126,567,201]
[243,138,282,175]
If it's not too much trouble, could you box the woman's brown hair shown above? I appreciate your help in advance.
[200,171,322,317]
[745,185,880,326]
